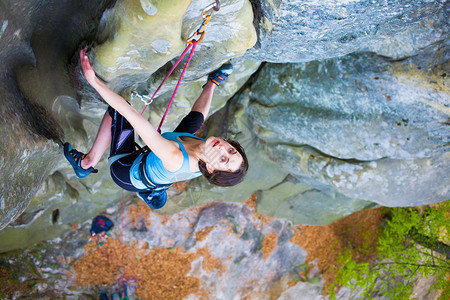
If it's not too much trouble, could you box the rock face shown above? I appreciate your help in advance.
[0,0,448,251]
[0,0,119,233]
[92,0,257,90]
[245,48,449,207]
[0,200,331,299]
[247,0,448,62]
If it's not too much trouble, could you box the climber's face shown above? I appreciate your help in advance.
[204,137,243,173]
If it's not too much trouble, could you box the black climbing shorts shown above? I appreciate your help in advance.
[108,106,204,191]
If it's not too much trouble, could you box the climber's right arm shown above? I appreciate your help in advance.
[79,50,184,172]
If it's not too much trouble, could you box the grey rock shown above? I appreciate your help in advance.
[246,0,448,62]
[245,45,449,207]
[247,49,449,161]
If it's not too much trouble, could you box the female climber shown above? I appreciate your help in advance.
[63,49,248,209]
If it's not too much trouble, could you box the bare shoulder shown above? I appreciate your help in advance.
[159,141,184,172]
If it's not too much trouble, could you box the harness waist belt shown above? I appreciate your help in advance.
[138,152,172,191]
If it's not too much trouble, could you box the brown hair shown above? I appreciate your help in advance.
[198,139,248,187]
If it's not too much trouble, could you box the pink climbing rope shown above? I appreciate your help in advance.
[156,39,197,133]
[140,42,194,116]
[139,39,198,134]
[140,0,219,133]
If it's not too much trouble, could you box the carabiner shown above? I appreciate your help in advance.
[187,32,204,44]
[197,14,211,35]
[131,91,153,106]
[186,14,211,44]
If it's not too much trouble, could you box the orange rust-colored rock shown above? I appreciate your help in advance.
[196,247,224,273]
[72,239,127,286]
[72,240,201,299]
[159,213,172,226]
[172,181,189,193]
[127,200,151,228]
[135,247,200,300]
[195,225,216,242]
[261,232,278,260]
[243,193,258,210]
[0,266,35,297]
[290,207,385,287]
[245,193,274,227]
[226,227,234,236]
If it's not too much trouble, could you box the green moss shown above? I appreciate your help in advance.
[328,200,450,299]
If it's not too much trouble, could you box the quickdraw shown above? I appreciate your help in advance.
[139,0,220,133]
[186,0,220,44]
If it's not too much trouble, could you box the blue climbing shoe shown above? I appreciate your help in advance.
[137,190,167,209]
[206,62,233,86]
[63,143,98,178]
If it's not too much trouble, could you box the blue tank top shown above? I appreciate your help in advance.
[130,132,206,189]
